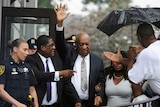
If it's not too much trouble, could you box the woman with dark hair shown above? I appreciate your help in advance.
[0,38,39,107]
[96,51,135,106]
[105,51,128,80]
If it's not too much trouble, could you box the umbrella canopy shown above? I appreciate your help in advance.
[97,7,160,36]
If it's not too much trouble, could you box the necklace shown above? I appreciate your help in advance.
[113,73,123,79]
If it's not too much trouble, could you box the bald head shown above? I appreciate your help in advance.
[75,32,90,57]
[76,32,90,44]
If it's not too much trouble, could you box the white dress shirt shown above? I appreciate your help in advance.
[71,54,90,100]
[38,53,59,105]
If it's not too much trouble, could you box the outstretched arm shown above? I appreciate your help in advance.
[103,48,129,65]
[103,46,143,67]
[127,46,143,71]
[54,3,71,62]
[54,3,70,27]
[132,82,142,98]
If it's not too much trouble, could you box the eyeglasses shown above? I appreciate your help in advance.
[44,43,55,48]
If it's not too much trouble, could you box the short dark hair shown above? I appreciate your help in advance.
[109,50,128,80]
[36,35,52,50]
[137,23,154,39]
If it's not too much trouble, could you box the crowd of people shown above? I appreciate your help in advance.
[0,3,160,107]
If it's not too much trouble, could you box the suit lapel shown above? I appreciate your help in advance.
[34,53,45,72]
[71,51,78,69]
[89,53,93,87]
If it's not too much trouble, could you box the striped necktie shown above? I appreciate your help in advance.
[81,57,87,92]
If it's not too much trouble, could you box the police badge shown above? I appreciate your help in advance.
[0,65,5,75]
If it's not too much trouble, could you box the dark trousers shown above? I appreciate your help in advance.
[143,84,157,98]
[41,103,59,107]
[81,100,89,107]
[0,99,30,107]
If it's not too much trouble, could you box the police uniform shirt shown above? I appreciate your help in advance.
[0,56,37,103]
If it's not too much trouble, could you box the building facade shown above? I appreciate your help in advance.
[0,0,56,61]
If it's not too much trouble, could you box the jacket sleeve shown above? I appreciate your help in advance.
[26,55,55,83]
[55,30,68,61]
[62,78,81,104]
[96,58,105,99]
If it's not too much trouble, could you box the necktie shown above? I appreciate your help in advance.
[46,59,51,102]
[81,57,87,92]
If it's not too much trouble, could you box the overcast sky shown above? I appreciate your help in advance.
[131,0,160,7]
[52,0,160,15]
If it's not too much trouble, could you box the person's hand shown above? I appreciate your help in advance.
[75,102,81,107]
[95,83,101,92]
[94,96,102,107]
[103,47,122,63]
[59,69,76,78]
[54,3,70,27]
[15,103,27,107]
[130,45,144,54]
[127,46,137,61]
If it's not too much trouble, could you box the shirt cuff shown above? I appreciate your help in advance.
[54,71,60,81]
[56,24,63,31]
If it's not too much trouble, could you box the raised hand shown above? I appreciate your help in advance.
[103,47,122,63]
[129,45,144,54]
[54,3,70,26]
[127,46,137,61]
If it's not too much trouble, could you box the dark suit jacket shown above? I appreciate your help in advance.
[26,52,81,107]
[55,30,105,107]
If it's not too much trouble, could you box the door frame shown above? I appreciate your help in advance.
[0,7,56,61]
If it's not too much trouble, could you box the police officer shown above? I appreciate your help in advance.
[27,38,37,55]
[65,35,76,48]
[0,38,39,107]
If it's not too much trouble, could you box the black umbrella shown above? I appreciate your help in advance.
[97,7,160,36]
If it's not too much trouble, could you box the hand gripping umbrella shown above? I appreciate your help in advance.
[97,7,160,36]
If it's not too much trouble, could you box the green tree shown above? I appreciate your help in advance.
[37,0,139,66]
[79,0,134,66]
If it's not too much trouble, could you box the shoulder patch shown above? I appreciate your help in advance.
[0,65,5,75]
